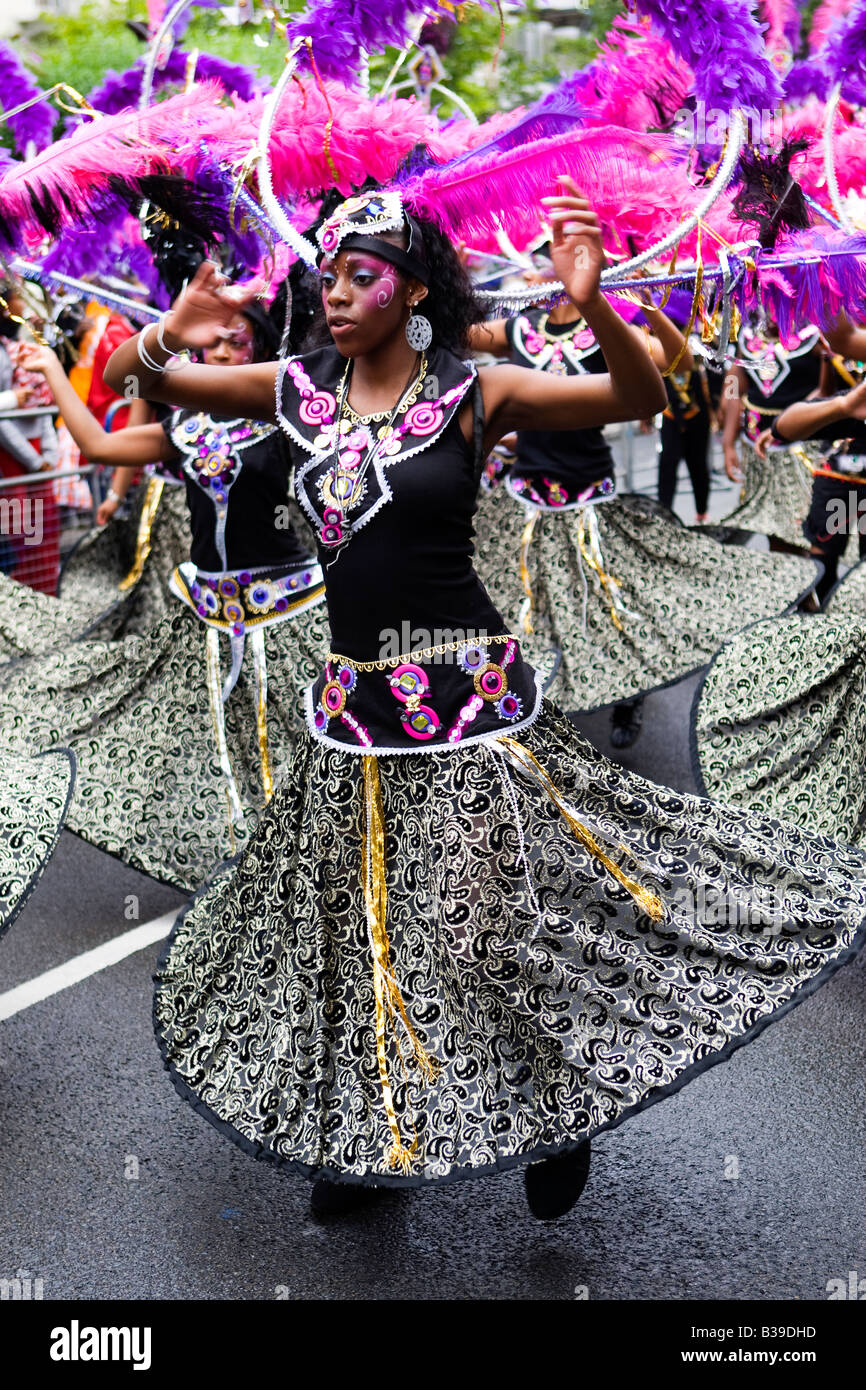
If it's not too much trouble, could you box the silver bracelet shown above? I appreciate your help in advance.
[106,488,123,505]
[156,311,178,355]
[136,324,168,374]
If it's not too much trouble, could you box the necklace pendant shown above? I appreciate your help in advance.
[321,508,345,548]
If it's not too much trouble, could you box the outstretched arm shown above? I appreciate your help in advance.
[775,380,866,441]
[467,319,511,356]
[103,263,278,421]
[19,345,172,466]
[478,180,665,446]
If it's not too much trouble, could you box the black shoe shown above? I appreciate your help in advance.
[610,696,644,749]
[310,1179,385,1219]
[525,1140,592,1221]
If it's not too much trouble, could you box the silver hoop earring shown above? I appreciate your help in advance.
[406,305,433,351]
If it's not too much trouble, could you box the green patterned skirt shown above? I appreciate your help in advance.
[154,700,866,1188]
[825,556,866,619]
[692,613,866,846]
[0,748,75,940]
[472,487,818,709]
[0,600,330,891]
[719,440,834,552]
[0,481,189,659]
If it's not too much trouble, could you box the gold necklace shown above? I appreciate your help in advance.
[339,351,429,425]
[537,312,587,342]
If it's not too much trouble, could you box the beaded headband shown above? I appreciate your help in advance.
[316,191,430,285]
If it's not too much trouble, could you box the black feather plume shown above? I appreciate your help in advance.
[732,138,812,249]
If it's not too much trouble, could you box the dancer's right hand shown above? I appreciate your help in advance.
[162,261,257,352]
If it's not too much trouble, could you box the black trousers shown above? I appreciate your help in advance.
[658,409,711,515]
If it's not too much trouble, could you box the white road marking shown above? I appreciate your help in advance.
[0,912,176,1021]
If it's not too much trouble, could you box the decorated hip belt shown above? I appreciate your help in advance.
[170,559,325,636]
[507,473,616,510]
[306,633,543,754]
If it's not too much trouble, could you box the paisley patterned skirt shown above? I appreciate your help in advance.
[0,748,75,940]
[0,600,329,891]
[719,440,831,552]
[155,702,866,1188]
[0,481,189,660]
[825,555,866,619]
[692,613,866,847]
[472,487,819,709]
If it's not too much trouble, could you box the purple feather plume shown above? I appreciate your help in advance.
[783,59,831,102]
[738,230,866,336]
[635,0,782,115]
[288,1,518,84]
[41,210,162,303]
[0,41,55,156]
[821,0,866,102]
[87,47,261,114]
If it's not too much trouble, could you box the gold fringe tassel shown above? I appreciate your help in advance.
[118,477,164,592]
[205,628,244,851]
[577,507,626,633]
[250,629,273,802]
[495,736,664,922]
[518,508,539,635]
[360,755,439,1173]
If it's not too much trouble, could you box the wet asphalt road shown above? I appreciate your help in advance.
[1,667,863,1303]
[2,433,863,1302]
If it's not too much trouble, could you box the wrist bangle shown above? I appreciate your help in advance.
[136,325,168,374]
[106,488,123,504]
[156,311,178,355]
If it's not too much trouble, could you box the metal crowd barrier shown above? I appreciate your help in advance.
[0,410,100,595]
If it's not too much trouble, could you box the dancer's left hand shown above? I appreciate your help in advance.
[541,176,604,311]
[18,343,60,379]
[755,428,773,460]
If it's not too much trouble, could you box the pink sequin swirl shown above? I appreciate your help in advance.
[404,402,444,437]
[299,391,337,426]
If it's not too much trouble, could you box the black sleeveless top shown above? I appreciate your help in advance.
[161,412,312,572]
[504,309,615,496]
[277,344,541,752]
[159,411,324,637]
[737,326,821,440]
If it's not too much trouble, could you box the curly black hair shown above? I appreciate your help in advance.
[413,216,484,354]
[295,205,483,356]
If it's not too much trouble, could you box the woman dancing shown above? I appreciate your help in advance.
[468,277,818,745]
[103,181,866,1221]
[0,302,328,891]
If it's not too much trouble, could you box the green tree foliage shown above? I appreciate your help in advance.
[9,1,618,129]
